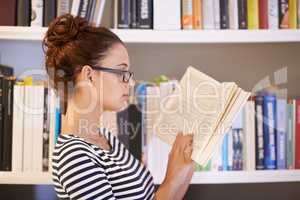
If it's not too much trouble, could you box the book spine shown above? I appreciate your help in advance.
[227,129,233,170]
[213,0,221,29]
[279,0,289,29]
[12,85,24,172]
[288,0,298,29]
[43,0,57,27]
[298,0,300,28]
[0,0,17,26]
[268,0,279,29]
[203,0,215,29]
[17,0,31,26]
[57,0,71,17]
[0,76,3,170]
[130,0,138,28]
[259,0,268,29]
[255,95,265,170]
[118,0,131,28]
[238,0,247,29]
[287,101,295,169]
[31,0,44,27]
[229,0,239,29]
[182,0,193,29]
[137,0,153,29]
[78,0,90,19]
[263,94,277,169]
[42,88,49,171]
[71,0,81,16]
[222,133,229,171]
[295,100,300,169]
[220,0,229,29]
[1,77,14,171]
[193,0,203,29]
[247,0,259,29]
[276,99,287,169]
[86,0,95,23]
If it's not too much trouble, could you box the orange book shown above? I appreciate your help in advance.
[288,0,297,29]
[193,0,203,29]
[182,0,193,29]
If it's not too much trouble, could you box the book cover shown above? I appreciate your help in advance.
[279,0,289,29]
[220,0,229,29]
[259,0,268,29]
[262,93,277,169]
[268,0,279,29]
[247,0,259,29]
[238,0,248,29]
[182,0,193,29]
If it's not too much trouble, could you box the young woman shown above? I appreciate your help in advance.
[44,14,195,200]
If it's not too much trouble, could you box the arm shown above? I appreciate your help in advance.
[57,146,116,200]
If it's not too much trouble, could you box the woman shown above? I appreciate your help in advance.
[44,14,195,200]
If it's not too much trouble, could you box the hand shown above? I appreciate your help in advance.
[154,133,196,200]
[164,132,196,198]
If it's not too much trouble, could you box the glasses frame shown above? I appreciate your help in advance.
[90,65,134,83]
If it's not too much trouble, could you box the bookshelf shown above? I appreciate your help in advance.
[0,29,300,185]
[1,26,300,43]
[1,170,300,185]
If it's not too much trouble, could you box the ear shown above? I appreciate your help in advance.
[80,65,94,82]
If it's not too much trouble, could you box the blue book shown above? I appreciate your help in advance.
[263,93,277,169]
[54,98,61,144]
[222,133,229,171]
[276,99,287,169]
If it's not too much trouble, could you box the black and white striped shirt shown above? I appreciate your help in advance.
[52,127,155,200]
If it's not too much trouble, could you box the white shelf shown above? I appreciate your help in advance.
[0,26,300,43]
[0,172,52,185]
[1,170,300,185]
[154,170,300,185]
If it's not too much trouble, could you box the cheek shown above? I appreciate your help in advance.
[101,77,124,110]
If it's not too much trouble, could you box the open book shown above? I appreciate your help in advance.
[153,66,251,166]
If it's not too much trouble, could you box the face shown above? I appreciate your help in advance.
[92,43,131,111]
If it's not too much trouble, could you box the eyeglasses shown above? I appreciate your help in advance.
[90,65,134,83]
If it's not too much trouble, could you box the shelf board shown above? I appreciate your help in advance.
[1,170,300,185]
[0,172,52,185]
[154,170,300,184]
[0,26,300,43]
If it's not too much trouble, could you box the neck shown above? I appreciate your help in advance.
[61,95,102,138]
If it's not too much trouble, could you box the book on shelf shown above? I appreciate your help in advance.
[153,66,251,166]
[0,0,106,27]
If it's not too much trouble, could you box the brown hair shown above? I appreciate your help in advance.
[43,14,123,114]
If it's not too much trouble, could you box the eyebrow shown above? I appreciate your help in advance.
[118,63,129,69]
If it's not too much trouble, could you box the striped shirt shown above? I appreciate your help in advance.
[52,127,155,200]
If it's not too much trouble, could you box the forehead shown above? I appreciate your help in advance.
[101,43,129,69]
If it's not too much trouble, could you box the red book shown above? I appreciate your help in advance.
[295,100,300,169]
[259,0,268,29]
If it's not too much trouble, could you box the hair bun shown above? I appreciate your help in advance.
[44,14,88,47]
